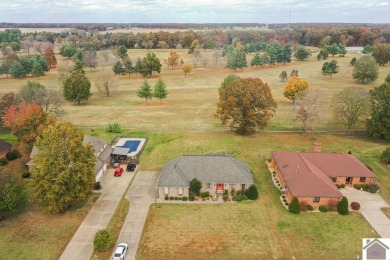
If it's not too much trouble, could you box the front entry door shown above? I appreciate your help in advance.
[346,177,352,185]
[216,184,224,191]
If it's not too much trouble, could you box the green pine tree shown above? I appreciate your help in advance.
[288,197,301,214]
[337,196,349,215]
[154,79,168,104]
[137,80,153,104]
[31,61,44,79]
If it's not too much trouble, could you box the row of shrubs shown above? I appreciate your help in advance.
[164,196,189,201]
[0,150,22,166]
[336,184,345,189]
[289,196,351,215]
[353,183,380,193]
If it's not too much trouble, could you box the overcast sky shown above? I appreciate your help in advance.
[0,0,389,23]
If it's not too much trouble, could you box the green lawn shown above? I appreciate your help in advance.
[0,128,17,144]
[2,49,390,131]
[128,131,388,259]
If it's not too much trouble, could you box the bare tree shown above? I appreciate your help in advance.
[294,89,320,134]
[95,72,118,97]
[100,50,111,68]
[192,50,201,68]
[21,36,34,54]
[213,49,222,65]
[83,50,98,70]
[201,53,209,68]
[1,46,13,56]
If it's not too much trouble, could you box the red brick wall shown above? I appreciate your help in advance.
[335,177,373,186]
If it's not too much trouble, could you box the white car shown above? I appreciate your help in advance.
[112,243,128,260]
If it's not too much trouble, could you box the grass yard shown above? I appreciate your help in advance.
[0,193,100,260]
[1,49,390,131]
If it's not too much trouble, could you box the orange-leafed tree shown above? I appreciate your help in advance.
[182,65,192,77]
[164,51,180,69]
[3,102,55,144]
[283,76,309,104]
[215,77,277,135]
[44,48,57,68]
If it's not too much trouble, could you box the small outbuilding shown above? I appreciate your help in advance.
[0,140,12,159]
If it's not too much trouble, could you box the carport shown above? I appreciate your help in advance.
[111,147,130,162]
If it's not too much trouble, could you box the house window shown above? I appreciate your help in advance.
[313,197,320,203]
[330,177,337,182]
[178,187,183,196]
[206,183,211,189]
[164,187,169,195]
[241,184,245,190]
[360,177,366,183]
[231,184,236,189]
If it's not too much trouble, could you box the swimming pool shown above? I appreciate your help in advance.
[117,140,141,152]
[113,138,146,157]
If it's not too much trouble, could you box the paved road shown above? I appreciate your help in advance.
[60,167,134,260]
[342,187,390,238]
[114,171,159,260]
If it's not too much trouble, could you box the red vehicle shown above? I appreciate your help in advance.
[114,167,124,177]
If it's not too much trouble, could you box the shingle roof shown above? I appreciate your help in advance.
[158,153,253,187]
[272,151,375,198]
[83,135,107,154]
[0,140,12,154]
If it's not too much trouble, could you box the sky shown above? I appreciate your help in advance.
[0,0,389,24]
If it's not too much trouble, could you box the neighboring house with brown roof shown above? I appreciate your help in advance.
[270,144,375,207]
[27,135,113,182]
[157,152,254,198]
[0,140,12,159]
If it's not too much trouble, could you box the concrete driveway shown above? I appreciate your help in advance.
[342,187,390,238]
[60,166,134,260]
[114,171,159,260]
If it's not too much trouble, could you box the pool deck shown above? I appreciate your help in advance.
[113,138,146,157]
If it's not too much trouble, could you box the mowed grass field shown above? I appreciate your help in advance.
[81,129,388,259]
[1,48,390,131]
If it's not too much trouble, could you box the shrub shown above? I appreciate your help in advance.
[288,197,301,214]
[351,202,360,210]
[230,188,235,197]
[285,202,289,206]
[307,205,314,211]
[105,122,122,133]
[189,193,195,201]
[236,190,241,196]
[243,195,248,200]
[189,178,202,196]
[6,150,21,161]
[380,147,390,164]
[369,184,380,193]
[340,184,345,188]
[93,229,112,252]
[223,194,229,202]
[337,196,349,215]
[178,197,182,200]
[276,181,279,184]
[354,184,362,190]
[336,184,341,189]
[165,195,169,200]
[244,184,259,200]
[362,184,369,191]
[21,172,30,178]
[319,206,329,212]
[236,195,244,202]
[224,189,228,195]
[205,191,209,197]
[182,196,188,201]
[282,195,286,199]
[0,158,7,165]
[200,192,206,199]
[283,199,287,202]
[169,196,174,200]
[174,197,178,200]
[93,182,101,190]
[0,180,28,218]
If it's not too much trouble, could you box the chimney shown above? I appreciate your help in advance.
[313,143,322,152]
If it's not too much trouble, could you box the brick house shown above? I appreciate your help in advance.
[270,144,375,207]
[26,135,113,182]
[0,140,12,159]
[157,152,254,198]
